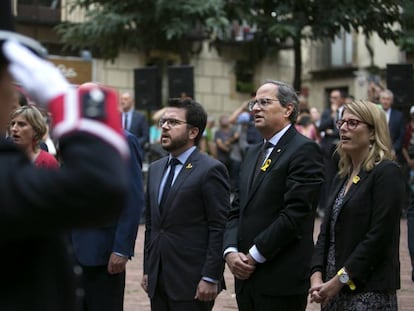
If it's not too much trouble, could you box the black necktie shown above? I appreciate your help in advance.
[123,113,128,129]
[252,141,273,186]
[159,158,180,212]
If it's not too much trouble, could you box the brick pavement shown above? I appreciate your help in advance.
[124,219,414,311]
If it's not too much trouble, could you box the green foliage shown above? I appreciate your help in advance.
[225,0,403,45]
[236,80,255,93]
[58,0,406,89]
[57,0,229,61]
[222,0,404,89]
[400,1,414,52]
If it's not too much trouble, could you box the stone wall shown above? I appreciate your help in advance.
[91,33,405,121]
[92,42,298,121]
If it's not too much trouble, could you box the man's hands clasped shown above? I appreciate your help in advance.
[225,252,256,280]
[194,280,218,302]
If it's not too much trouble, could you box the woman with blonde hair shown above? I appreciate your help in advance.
[309,100,404,310]
[9,105,58,168]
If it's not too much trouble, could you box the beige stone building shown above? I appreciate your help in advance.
[11,0,412,120]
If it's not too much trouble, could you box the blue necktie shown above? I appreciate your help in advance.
[159,158,180,213]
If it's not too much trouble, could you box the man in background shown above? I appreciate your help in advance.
[71,84,144,311]
[120,92,149,154]
[379,89,405,162]
[317,89,344,215]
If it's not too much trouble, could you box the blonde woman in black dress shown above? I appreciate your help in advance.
[310,100,405,310]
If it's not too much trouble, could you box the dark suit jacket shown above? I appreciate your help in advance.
[128,110,149,152]
[0,133,128,311]
[311,160,404,293]
[71,131,144,266]
[318,108,340,158]
[388,108,405,156]
[223,125,324,296]
[144,148,230,300]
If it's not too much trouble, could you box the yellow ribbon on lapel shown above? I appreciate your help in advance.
[261,159,271,171]
[352,175,360,184]
[186,163,193,169]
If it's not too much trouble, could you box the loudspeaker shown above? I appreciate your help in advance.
[134,66,162,110]
[168,65,194,99]
[386,64,414,110]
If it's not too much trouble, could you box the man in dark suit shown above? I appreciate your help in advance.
[223,80,324,311]
[120,92,149,153]
[71,130,144,311]
[379,89,405,162]
[141,98,230,311]
[317,89,345,215]
[0,2,129,310]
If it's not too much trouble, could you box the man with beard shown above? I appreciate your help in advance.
[141,98,230,311]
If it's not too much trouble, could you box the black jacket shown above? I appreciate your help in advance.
[311,160,404,293]
[0,133,128,311]
[224,126,324,296]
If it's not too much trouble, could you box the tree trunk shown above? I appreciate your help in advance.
[293,35,302,92]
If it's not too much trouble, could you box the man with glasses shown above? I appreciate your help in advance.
[141,98,230,311]
[223,80,324,311]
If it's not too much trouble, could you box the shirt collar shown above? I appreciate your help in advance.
[168,146,196,165]
[385,108,391,122]
[267,124,291,146]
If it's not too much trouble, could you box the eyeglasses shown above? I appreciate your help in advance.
[159,118,189,128]
[336,119,371,130]
[248,98,279,111]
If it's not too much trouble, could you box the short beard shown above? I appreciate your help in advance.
[162,134,189,153]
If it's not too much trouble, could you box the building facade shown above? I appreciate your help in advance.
[11,0,411,120]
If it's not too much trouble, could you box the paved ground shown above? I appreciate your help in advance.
[124,219,414,311]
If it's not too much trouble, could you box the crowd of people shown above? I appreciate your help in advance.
[1,1,413,311]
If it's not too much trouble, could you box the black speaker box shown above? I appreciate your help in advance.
[134,66,162,110]
[168,65,194,99]
[386,64,414,110]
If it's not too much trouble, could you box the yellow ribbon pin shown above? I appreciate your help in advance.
[261,159,271,171]
[352,175,360,184]
[186,163,193,169]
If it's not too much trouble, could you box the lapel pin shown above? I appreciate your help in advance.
[186,163,193,169]
[277,149,281,153]
[352,175,360,184]
[261,159,271,171]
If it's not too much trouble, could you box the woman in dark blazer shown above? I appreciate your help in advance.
[310,100,405,310]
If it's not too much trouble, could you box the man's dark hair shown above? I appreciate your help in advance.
[168,98,207,146]
[331,88,346,99]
